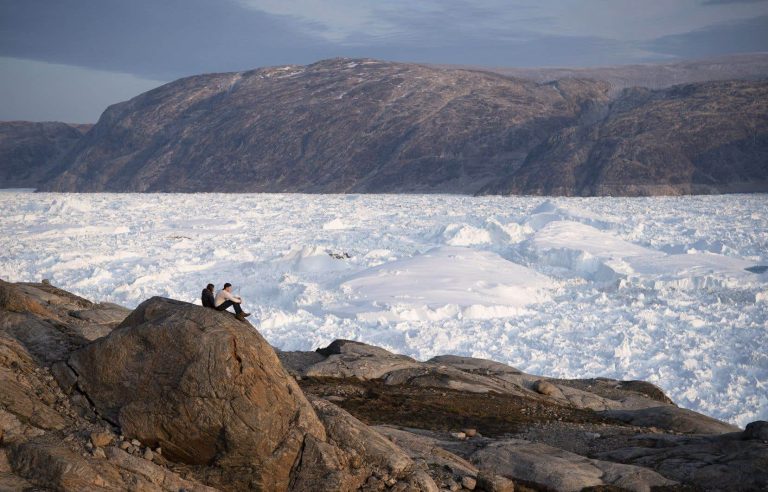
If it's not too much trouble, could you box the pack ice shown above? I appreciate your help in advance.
[0,191,766,427]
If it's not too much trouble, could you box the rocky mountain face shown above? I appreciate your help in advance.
[0,121,90,189]
[39,58,768,196]
[43,58,612,193]
[1,279,766,491]
[482,80,768,195]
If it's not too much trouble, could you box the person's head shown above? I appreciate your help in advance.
[223,282,232,291]
[206,283,214,292]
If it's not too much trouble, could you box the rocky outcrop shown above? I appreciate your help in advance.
[0,281,217,491]
[292,398,438,491]
[0,279,129,364]
[472,439,677,492]
[36,58,768,196]
[287,339,768,491]
[281,340,682,413]
[67,296,327,489]
[597,428,768,491]
[1,281,765,491]
[303,339,423,380]
[0,121,89,189]
[601,405,740,435]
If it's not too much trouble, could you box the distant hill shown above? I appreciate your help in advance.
[482,80,768,196]
[27,57,768,195]
[0,121,91,189]
[474,52,768,94]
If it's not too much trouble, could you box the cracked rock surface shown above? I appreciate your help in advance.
[1,280,765,491]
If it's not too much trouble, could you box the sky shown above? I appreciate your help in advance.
[1,0,767,123]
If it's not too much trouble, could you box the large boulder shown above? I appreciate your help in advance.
[67,297,326,490]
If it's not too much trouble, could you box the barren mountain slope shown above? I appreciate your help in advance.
[0,121,90,188]
[39,58,768,195]
[483,80,768,196]
[42,58,611,193]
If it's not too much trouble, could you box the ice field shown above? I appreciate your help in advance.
[1,190,766,427]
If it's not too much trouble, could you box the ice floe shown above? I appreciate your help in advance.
[0,191,765,426]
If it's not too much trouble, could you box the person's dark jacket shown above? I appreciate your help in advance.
[201,288,215,308]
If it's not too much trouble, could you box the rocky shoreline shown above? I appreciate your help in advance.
[0,279,765,491]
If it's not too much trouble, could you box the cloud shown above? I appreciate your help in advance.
[0,0,335,79]
[648,15,768,58]
[0,0,767,80]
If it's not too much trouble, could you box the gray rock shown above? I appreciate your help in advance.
[601,405,740,435]
[67,303,131,340]
[310,398,416,476]
[597,432,768,491]
[291,399,439,491]
[305,339,422,380]
[472,439,676,492]
[276,349,326,377]
[373,426,478,478]
[50,361,78,394]
[744,420,768,441]
[426,354,666,411]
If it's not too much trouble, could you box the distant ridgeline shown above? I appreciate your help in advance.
[6,55,768,196]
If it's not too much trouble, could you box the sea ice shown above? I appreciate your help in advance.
[0,191,766,427]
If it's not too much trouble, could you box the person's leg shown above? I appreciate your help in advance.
[231,302,243,315]
[216,300,234,312]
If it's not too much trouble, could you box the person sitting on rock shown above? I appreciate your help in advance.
[215,283,251,320]
[201,283,215,308]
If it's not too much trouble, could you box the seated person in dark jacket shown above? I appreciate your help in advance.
[201,283,216,308]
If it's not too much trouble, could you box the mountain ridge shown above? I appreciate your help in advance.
[0,121,91,189]
[3,56,765,196]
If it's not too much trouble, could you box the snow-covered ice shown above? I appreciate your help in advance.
[1,191,766,427]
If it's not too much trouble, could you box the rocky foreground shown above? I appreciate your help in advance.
[0,279,766,491]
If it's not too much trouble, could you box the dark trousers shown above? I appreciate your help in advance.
[216,300,243,315]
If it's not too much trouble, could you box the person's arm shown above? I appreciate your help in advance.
[222,290,241,303]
